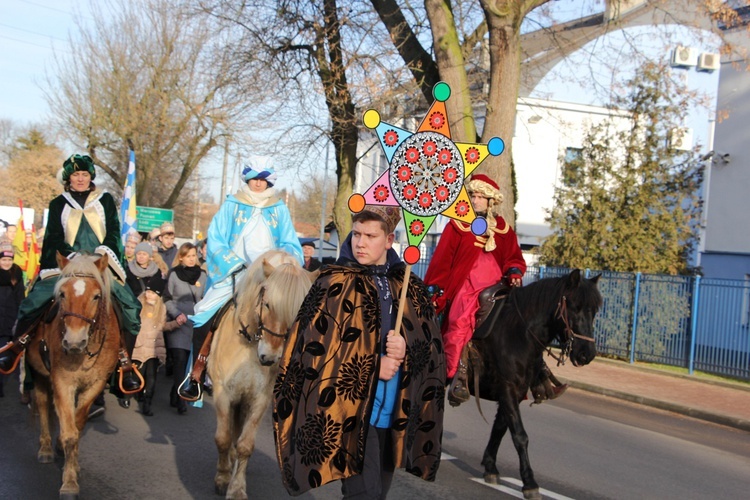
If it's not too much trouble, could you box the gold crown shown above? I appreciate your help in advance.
[360,205,401,234]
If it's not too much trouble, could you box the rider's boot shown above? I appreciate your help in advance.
[179,327,213,402]
[530,358,568,403]
[118,348,144,394]
[447,358,470,407]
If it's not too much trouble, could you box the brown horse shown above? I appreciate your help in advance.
[207,250,317,499]
[25,253,121,499]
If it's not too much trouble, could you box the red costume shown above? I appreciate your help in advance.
[424,175,526,379]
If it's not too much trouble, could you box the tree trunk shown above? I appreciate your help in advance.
[480,7,524,224]
[424,0,477,144]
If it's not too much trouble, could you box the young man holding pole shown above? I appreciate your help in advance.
[273,205,444,498]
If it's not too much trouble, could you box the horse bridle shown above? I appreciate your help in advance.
[513,292,595,365]
[58,274,108,358]
[234,286,290,344]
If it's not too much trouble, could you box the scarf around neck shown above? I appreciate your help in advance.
[128,259,160,278]
[234,184,278,207]
[174,264,202,285]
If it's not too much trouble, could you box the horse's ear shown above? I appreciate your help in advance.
[56,251,69,269]
[308,269,321,281]
[566,269,582,288]
[262,259,275,278]
[95,252,109,274]
[590,273,602,285]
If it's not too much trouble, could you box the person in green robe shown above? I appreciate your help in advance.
[0,154,142,393]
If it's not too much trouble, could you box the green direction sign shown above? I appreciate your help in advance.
[136,206,174,232]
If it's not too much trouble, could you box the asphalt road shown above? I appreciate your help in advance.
[1,374,748,499]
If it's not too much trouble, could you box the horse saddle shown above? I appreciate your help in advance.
[473,281,511,340]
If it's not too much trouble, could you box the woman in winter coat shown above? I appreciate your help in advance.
[126,242,167,415]
[0,241,25,398]
[132,285,169,416]
[163,242,206,414]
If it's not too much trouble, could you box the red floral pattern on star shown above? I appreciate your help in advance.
[429,112,445,130]
[422,140,437,156]
[383,130,399,147]
[409,220,424,236]
[373,184,389,202]
[455,200,470,217]
[418,192,433,209]
[397,166,412,182]
[435,186,449,202]
[405,147,420,164]
[443,167,458,183]
[402,184,417,200]
[437,148,453,165]
[465,147,480,164]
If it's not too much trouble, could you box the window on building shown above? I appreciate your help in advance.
[562,147,583,186]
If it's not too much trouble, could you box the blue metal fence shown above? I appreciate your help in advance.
[410,249,750,381]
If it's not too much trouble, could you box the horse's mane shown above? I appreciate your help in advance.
[54,254,112,309]
[510,273,602,324]
[234,250,305,326]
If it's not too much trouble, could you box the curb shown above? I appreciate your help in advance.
[563,379,750,433]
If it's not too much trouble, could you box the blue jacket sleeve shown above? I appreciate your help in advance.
[205,199,244,287]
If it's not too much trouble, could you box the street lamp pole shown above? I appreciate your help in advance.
[318,136,330,261]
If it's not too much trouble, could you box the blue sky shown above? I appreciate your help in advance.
[0,1,722,199]
[0,0,89,124]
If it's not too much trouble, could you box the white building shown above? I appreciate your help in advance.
[355,97,634,266]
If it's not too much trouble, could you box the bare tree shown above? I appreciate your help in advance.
[372,0,750,225]
[196,0,414,237]
[45,0,255,209]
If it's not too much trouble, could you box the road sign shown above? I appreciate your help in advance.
[136,206,174,232]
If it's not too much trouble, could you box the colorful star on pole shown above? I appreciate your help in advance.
[349,81,505,264]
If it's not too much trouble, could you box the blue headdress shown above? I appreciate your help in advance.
[241,165,277,187]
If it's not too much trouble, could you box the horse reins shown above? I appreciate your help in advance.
[58,276,108,358]
[512,292,594,365]
[231,271,289,344]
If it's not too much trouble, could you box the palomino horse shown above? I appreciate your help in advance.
[25,253,121,499]
[468,269,601,500]
[207,250,317,499]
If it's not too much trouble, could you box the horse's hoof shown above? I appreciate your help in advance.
[522,488,541,500]
[37,451,54,464]
[59,490,79,500]
[483,473,499,484]
[214,482,228,496]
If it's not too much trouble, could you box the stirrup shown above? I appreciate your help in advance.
[0,339,26,375]
[178,373,202,402]
[117,349,145,394]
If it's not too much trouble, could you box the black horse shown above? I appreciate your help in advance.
[467,269,602,500]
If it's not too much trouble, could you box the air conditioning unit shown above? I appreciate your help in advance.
[670,46,697,68]
[668,127,693,151]
[697,52,720,72]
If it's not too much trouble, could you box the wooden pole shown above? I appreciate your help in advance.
[393,264,412,336]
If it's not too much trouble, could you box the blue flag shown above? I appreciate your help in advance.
[120,150,138,244]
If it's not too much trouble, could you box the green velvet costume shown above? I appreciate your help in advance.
[18,188,141,336]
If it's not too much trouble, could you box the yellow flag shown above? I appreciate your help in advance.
[12,216,40,284]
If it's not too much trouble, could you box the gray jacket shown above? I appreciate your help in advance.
[163,266,207,351]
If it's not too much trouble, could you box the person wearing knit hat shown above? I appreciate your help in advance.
[273,204,444,497]
[124,230,143,262]
[0,154,144,398]
[424,172,526,406]
[179,162,302,401]
[157,222,177,271]
[300,240,322,271]
[0,239,24,398]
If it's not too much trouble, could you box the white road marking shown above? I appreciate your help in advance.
[470,477,576,500]
[73,279,86,297]
[441,452,457,460]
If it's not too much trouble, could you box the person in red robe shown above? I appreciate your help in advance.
[424,174,526,406]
